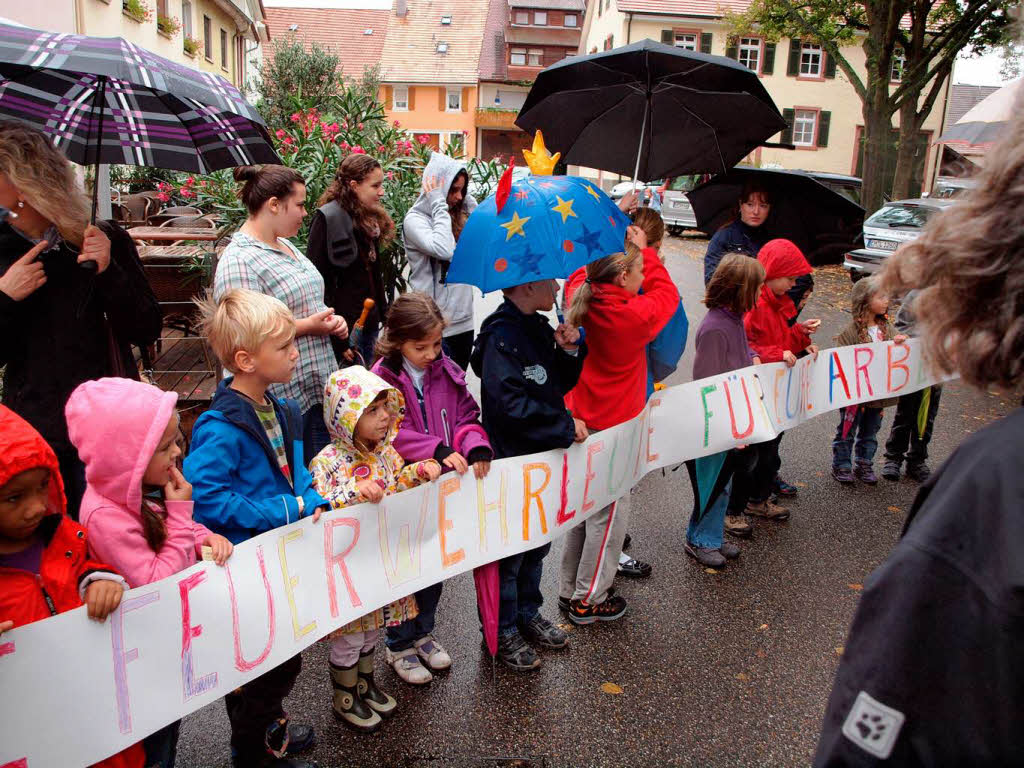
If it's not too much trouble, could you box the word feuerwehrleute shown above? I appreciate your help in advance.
[0,340,946,768]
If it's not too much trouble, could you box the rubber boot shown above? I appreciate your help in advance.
[358,649,397,718]
[329,661,382,732]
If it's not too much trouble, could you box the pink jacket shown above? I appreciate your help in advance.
[66,378,211,589]
[371,355,492,465]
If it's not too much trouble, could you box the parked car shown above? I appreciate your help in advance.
[844,198,955,281]
[929,176,978,200]
[803,170,865,206]
[608,178,663,201]
[661,175,704,234]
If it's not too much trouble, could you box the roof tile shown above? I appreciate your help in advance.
[263,7,389,77]
[379,0,489,84]
[480,0,510,80]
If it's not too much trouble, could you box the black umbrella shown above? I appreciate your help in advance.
[687,167,865,264]
[515,39,787,182]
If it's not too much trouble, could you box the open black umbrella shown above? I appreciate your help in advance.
[687,167,865,264]
[0,21,280,223]
[515,39,787,182]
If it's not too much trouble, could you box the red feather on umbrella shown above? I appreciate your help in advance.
[495,157,516,214]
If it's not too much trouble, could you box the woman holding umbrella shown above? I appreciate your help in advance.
[0,120,161,520]
[702,179,773,285]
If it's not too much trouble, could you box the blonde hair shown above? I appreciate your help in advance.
[196,289,296,372]
[705,253,765,314]
[566,243,642,327]
[0,120,89,247]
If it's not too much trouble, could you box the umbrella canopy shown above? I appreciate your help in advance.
[515,39,787,181]
[687,167,865,265]
[0,22,279,174]
[938,77,1021,154]
[446,175,630,293]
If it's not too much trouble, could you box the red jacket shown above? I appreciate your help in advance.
[0,406,144,768]
[744,239,813,363]
[565,247,679,430]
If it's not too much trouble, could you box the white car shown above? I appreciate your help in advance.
[608,178,662,201]
[844,198,955,280]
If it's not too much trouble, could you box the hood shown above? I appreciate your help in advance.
[322,366,406,452]
[757,238,812,280]
[409,151,477,217]
[65,378,178,515]
[0,405,65,519]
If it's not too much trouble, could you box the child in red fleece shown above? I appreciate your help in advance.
[559,225,679,625]
[0,405,145,768]
[734,239,820,524]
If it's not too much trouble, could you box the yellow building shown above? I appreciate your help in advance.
[579,0,949,196]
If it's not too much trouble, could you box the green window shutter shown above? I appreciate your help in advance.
[700,32,713,54]
[787,38,801,76]
[817,110,831,147]
[661,29,674,45]
[781,107,795,145]
[725,38,737,59]
[762,42,776,74]
[825,52,837,78]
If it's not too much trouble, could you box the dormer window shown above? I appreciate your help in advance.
[436,42,449,54]
[440,15,451,25]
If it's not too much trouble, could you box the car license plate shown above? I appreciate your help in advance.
[866,238,898,251]
[671,200,687,209]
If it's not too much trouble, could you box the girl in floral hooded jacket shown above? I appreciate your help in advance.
[309,366,440,734]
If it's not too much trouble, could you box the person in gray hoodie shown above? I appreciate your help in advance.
[403,152,478,370]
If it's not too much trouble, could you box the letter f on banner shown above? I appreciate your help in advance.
[111,591,159,733]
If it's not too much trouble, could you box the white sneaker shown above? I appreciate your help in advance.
[414,635,452,671]
[385,646,432,685]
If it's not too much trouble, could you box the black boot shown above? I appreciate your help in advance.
[329,661,382,732]
[358,649,397,718]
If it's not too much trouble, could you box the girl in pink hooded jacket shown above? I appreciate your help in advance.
[65,377,233,768]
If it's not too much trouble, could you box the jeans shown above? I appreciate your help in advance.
[302,404,331,465]
[687,478,732,550]
[385,581,442,651]
[442,330,474,372]
[885,386,942,466]
[832,406,884,469]
[498,542,550,635]
[225,653,302,763]
[143,719,180,768]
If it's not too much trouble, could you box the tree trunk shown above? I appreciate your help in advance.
[860,96,894,213]
[892,102,926,200]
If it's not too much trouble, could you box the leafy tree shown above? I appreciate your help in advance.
[250,34,345,126]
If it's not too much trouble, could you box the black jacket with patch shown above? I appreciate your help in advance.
[815,406,1024,766]
[470,298,586,460]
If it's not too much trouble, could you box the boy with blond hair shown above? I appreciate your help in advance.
[184,288,324,768]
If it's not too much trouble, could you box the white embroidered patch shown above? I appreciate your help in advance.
[841,690,905,759]
[523,364,548,385]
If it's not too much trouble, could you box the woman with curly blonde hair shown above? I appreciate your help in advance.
[815,96,1024,765]
[0,120,161,519]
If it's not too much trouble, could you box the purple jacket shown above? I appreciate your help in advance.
[371,355,493,466]
[692,307,757,380]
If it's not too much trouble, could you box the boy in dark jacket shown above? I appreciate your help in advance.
[470,277,587,671]
[184,289,324,768]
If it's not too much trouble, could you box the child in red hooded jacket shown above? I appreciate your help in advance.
[733,239,821,524]
[0,405,145,768]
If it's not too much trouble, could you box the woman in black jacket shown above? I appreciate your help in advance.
[0,120,162,519]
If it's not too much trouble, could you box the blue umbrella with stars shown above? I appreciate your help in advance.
[445,174,630,293]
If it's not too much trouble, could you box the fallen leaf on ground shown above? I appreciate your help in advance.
[704,567,719,574]
[735,672,751,682]
[757,623,769,631]
[888,506,902,513]
[815,471,824,478]
[601,682,623,694]
[756,649,767,658]
[795,481,808,488]
[848,583,863,591]
[835,646,845,656]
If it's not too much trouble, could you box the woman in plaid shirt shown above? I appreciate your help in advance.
[214,165,349,458]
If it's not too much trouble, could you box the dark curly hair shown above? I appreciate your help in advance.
[318,154,395,246]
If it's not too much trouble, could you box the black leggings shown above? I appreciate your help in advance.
[728,433,784,513]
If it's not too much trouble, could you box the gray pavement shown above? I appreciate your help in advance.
[176,235,1015,767]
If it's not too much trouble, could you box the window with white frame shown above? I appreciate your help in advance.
[792,109,817,146]
[510,48,526,65]
[564,13,578,27]
[800,43,822,76]
[181,0,193,37]
[446,88,462,112]
[528,49,543,66]
[534,11,547,25]
[674,32,698,50]
[891,50,905,82]
[738,37,761,72]
[393,85,409,111]
[514,10,529,24]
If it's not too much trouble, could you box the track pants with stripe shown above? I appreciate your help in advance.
[558,492,631,605]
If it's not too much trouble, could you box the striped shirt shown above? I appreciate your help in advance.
[214,231,339,413]
[252,399,291,483]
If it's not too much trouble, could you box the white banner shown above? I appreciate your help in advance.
[0,340,947,767]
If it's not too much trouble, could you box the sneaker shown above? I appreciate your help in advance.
[264,720,316,758]
[622,532,632,551]
[719,541,740,560]
[832,466,856,484]
[557,595,571,613]
[617,557,652,578]
[881,460,901,482]
[854,462,878,485]
[567,594,628,625]
[906,462,931,483]
[520,614,569,649]
[684,542,726,568]
[773,476,799,497]
[724,514,753,538]
[496,629,541,671]
[414,635,452,671]
[385,646,433,685]
[745,499,790,521]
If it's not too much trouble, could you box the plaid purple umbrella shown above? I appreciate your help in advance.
[0,21,280,184]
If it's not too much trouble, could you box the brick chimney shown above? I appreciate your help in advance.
[396,0,408,17]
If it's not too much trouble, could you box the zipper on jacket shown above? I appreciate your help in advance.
[441,408,451,446]
[35,574,57,616]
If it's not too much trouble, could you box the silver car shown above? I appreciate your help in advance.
[844,198,955,280]
[661,175,702,234]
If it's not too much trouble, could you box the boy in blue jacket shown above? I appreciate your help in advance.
[470,277,587,672]
[185,289,324,768]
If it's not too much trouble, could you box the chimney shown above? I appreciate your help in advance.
[397,0,408,17]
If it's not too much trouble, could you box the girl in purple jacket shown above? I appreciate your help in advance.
[371,292,493,684]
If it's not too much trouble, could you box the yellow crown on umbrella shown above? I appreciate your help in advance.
[522,130,561,176]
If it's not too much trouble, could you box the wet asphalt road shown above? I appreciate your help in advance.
[175,235,1014,768]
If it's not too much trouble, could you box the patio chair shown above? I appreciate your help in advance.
[149,205,203,227]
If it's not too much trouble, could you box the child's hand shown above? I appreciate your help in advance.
[85,580,123,621]
[472,460,491,479]
[807,344,820,360]
[442,452,469,474]
[626,224,648,250]
[164,465,192,502]
[554,323,580,349]
[419,461,442,482]
[573,417,589,443]
[617,189,639,214]
[343,348,355,362]
[312,505,327,523]
[893,334,908,344]
[801,318,821,334]
[782,350,798,367]
[752,356,762,366]
[357,479,384,503]
[0,620,13,636]
[202,534,233,565]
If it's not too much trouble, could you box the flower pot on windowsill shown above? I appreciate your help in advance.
[158,29,173,39]
[123,9,146,22]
